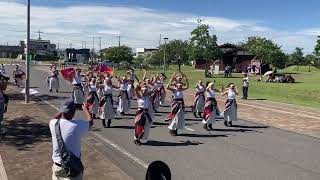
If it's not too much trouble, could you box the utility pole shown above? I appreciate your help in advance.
[159,34,162,49]
[163,37,168,75]
[118,36,121,47]
[98,37,102,51]
[92,36,95,61]
[69,43,72,48]
[81,41,84,49]
[37,29,43,40]
[25,0,30,103]
[84,41,87,49]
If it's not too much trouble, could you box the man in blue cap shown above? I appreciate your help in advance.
[49,99,93,179]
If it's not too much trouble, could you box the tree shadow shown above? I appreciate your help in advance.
[144,140,203,147]
[0,116,51,151]
[179,133,229,138]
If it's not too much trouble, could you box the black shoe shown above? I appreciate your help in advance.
[193,111,198,118]
[164,118,171,122]
[120,112,125,116]
[198,112,202,118]
[134,139,142,146]
[224,121,229,127]
[169,129,178,136]
[208,124,213,130]
[56,89,59,93]
[49,89,52,92]
[228,121,233,127]
[203,124,210,131]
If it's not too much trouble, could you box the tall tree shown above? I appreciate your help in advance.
[288,47,305,67]
[241,36,287,68]
[314,35,320,57]
[160,39,190,65]
[102,45,134,64]
[189,24,223,61]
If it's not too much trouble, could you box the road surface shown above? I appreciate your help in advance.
[7,65,320,180]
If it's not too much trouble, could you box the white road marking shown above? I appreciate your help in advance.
[185,127,195,132]
[0,155,8,180]
[39,97,149,169]
[184,92,320,120]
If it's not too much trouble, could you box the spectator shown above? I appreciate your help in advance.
[0,74,9,135]
[49,99,93,179]
[242,64,249,74]
[242,73,249,99]
[145,161,171,180]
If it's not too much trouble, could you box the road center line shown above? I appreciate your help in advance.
[39,97,149,170]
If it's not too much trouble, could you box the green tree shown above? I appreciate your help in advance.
[305,54,318,72]
[160,39,190,65]
[241,36,287,68]
[288,47,305,71]
[189,24,223,61]
[314,35,320,57]
[102,45,134,64]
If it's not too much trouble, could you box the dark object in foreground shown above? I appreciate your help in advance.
[266,74,295,83]
[145,161,171,180]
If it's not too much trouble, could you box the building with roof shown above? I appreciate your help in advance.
[0,45,24,59]
[135,48,159,57]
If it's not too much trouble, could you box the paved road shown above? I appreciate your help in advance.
[7,65,320,180]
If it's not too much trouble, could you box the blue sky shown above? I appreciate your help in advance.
[1,0,320,53]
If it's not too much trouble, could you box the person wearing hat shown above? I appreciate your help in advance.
[49,99,93,179]
[242,73,249,99]
[72,69,85,110]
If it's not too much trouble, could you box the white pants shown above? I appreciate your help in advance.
[73,89,85,104]
[224,104,237,122]
[49,77,59,90]
[168,108,185,130]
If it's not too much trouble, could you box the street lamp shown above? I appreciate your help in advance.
[163,37,168,75]
[25,0,30,103]
[178,56,181,70]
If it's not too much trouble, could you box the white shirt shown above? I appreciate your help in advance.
[228,89,236,99]
[72,76,82,85]
[243,77,249,87]
[138,96,151,109]
[207,90,216,98]
[88,84,97,92]
[173,90,184,99]
[49,119,89,164]
[104,85,113,95]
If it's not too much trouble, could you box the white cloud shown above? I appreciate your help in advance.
[0,1,318,53]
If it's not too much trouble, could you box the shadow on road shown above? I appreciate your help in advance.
[144,140,203,147]
[232,125,269,129]
[110,125,156,130]
[212,128,258,133]
[179,133,229,138]
[0,116,51,151]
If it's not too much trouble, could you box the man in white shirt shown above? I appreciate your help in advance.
[49,99,93,180]
[242,73,249,99]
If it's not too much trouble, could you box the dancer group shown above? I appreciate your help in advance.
[50,65,239,146]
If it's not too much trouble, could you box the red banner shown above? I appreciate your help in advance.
[60,68,75,80]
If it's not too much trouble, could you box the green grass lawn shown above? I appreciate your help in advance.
[115,65,320,108]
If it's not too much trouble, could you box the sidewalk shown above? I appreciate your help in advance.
[0,85,130,180]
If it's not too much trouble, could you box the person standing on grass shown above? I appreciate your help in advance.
[221,83,238,127]
[99,75,119,128]
[202,81,221,131]
[242,73,249,99]
[49,99,93,180]
[166,72,189,136]
[117,76,130,115]
[192,80,205,118]
[133,82,154,146]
